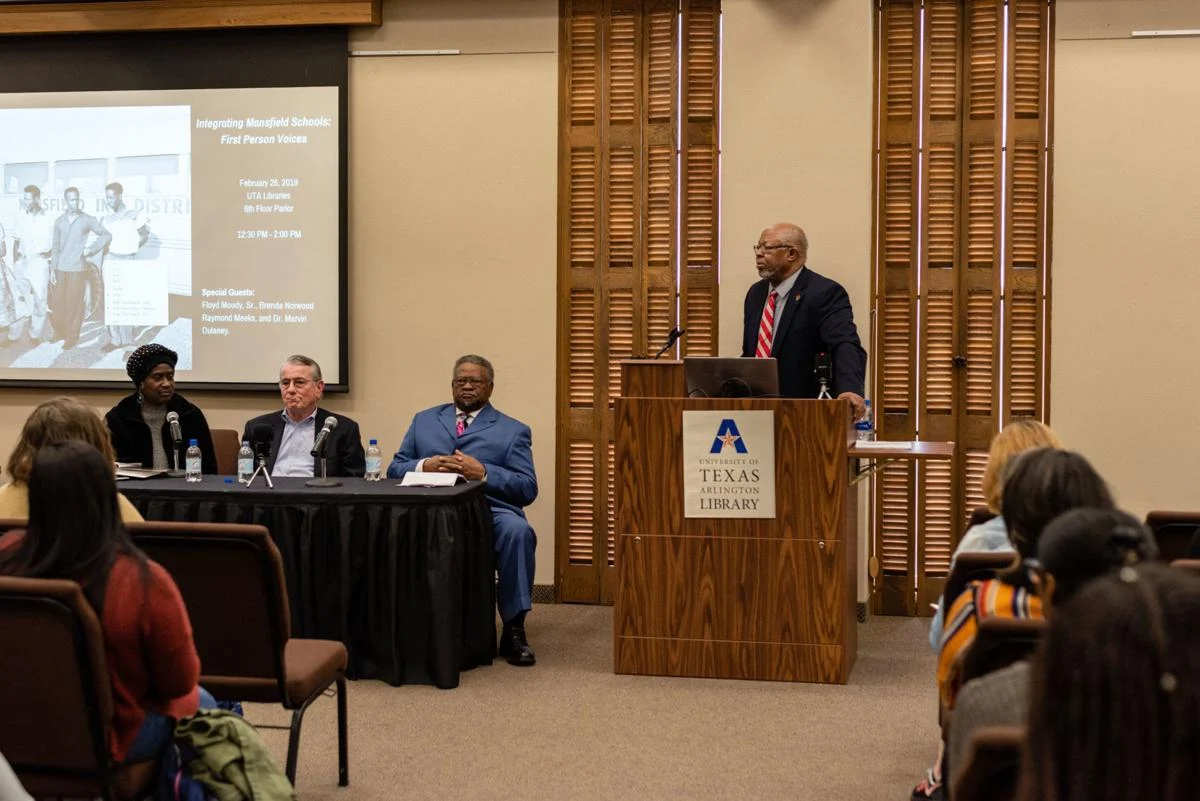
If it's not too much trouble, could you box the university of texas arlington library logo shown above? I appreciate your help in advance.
[709,418,749,454]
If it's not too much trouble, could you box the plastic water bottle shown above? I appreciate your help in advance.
[365,439,382,482]
[855,399,875,441]
[237,441,254,484]
[185,439,202,482]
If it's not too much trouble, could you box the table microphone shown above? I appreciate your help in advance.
[165,411,185,477]
[166,411,183,444]
[311,416,338,458]
[306,417,342,488]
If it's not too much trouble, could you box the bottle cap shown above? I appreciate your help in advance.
[223,477,234,484]
[370,439,378,445]
[189,438,198,445]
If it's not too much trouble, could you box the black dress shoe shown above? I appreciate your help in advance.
[498,624,536,667]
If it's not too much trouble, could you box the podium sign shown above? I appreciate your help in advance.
[682,410,775,518]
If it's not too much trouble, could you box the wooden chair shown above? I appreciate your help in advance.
[943,551,1018,618]
[210,428,241,476]
[1144,511,1200,562]
[127,521,349,787]
[0,577,157,801]
[960,617,1045,686]
[952,725,1024,801]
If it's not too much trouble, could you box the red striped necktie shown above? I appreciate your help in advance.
[755,290,779,358]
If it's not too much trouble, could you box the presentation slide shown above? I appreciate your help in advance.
[0,86,340,386]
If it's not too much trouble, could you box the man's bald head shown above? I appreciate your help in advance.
[755,223,809,285]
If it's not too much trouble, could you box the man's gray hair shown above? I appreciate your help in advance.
[454,354,494,384]
[283,354,322,382]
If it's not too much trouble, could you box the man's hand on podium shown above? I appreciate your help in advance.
[838,391,866,421]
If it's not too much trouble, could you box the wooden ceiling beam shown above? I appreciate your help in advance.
[0,0,381,35]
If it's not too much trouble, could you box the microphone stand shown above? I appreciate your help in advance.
[816,377,833,400]
[304,455,342,488]
[246,452,274,489]
[168,439,186,478]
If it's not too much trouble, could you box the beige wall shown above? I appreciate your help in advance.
[1052,0,1200,517]
[6,0,1193,592]
[0,0,560,582]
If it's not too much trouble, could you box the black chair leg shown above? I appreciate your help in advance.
[286,706,305,785]
[336,675,349,787]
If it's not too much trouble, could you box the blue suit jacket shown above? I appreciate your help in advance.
[386,402,538,518]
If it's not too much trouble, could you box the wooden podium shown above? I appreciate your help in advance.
[613,360,858,684]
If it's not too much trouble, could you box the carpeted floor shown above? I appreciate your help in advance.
[246,604,938,801]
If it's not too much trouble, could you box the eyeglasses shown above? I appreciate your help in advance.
[752,243,794,254]
[452,378,489,388]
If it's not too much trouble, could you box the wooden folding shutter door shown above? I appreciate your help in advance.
[872,0,1052,616]
[557,0,720,604]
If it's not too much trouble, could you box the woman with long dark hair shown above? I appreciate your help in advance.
[937,448,1114,710]
[1020,563,1200,801]
[947,508,1160,786]
[0,440,211,762]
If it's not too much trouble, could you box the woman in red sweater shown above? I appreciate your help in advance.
[0,439,213,762]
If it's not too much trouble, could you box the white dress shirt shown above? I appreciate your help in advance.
[272,409,317,477]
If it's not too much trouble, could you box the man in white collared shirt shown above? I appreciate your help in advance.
[241,355,365,478]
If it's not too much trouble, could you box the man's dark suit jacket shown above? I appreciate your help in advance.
[741,266,867,400]
[241,408,366,478]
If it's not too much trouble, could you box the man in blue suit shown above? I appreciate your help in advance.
[386,354,539,666]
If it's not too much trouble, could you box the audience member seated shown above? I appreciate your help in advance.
[0,440,214,763]
[938,449,1113,709]
[929,420,1063,651]
[1018,563,1200,801]
[916,448,1113,801]
[947,508,1159,788]
[0,396,143,523]
[106,344,218,474]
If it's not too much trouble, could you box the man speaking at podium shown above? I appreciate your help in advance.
[742,223,867,419]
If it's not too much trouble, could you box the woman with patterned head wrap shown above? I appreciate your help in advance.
[104,343,217,473]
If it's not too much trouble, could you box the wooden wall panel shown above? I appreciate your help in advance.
[0,0,380,35]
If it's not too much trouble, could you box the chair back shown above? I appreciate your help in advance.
[0,576,115,798]
[127,521,290,702]
[1145,511,1200,561]
[943,551,1017,614]
[1171,559,1200,576]
[210,428,241,476]
[967,508,997,529]
[952,726,1024,801]
[960,617,1045,685]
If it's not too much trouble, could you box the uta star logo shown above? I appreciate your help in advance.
[719,432,740,449]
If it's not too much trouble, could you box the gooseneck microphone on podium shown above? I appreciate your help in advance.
[166,411,185,477]
[306,417,342,488]
[246,423,274,488]
[654,327,686,359]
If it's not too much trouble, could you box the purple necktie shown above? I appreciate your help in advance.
[456,413,468,437]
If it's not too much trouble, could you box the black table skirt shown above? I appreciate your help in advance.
[121,477,496,688]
